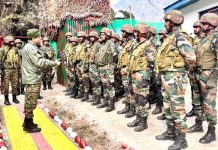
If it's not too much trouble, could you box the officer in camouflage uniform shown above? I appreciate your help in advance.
[63,32,73,92]
[0,36,20,105]
[186,20,203,118]
[127,24,156,132]
[41,37,55,90]
[21,29,61,133]
[155,10,196,150]
[156,28,168,120]
[96,27,118,112]
[187,13,218,144]
[74,31,88,100]
[117,24,136,117]
[84,31,101,104]
[15,39,25,95]
[65,37,79,98]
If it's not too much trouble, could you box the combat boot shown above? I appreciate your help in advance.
[105,97,115,112]
[43,82,47,90]
[187,119,203,133]
[87,95,95,102]
[97,97,108,108]
[38,94,43,99]
[91,95,101,106]
[63,87,70,92]
[127,115,140,127]
[199,125,216,144]
[22,117,38,128]
[47,81,53,90]
[4,95,11,105]
[65,87,74,96]
[81,92,89,102]
[23,117,41,133]
[75,91,84,99]
[134,116,148,132]
[156,125,177,141]
[186,105,195,117]
[125,104,135,118]
[168,131,188,150]
[152,105,162,115]
[12,95,20,104]
[157,113,166,120]
[21,87,25,95]
[17,87,21,95]
[117,102,130,114]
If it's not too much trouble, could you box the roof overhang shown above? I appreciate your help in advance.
[164,0,199,13]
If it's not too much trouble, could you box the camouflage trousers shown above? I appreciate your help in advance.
[98,64,115,98]
[24,84,41,118]
[1,69,18,95]
[120,67,131,103]
[76,63,89,94]
[161,72,188,133]
[89,64,101,96]
[195,70,217,127]
[131,71,150,117]
[42,69,53,82]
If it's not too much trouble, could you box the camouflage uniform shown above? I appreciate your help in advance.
[155,10,196,150]
[0,36,20,105]
[188,13,218,144]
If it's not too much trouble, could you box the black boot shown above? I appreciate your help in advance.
[4,95,11,105]
[12,95,20,104]
[125,104,135,118]
[38,94,43,99]
[81,92,89,102]
[21,87,25,95]
[75,92,84,99]
[127,115,140,127]
[134,116,148,132]
[48,81,53,90]
[65,87,74,96]
[157,113,166,120]
[97,97,108,108]
[199,126,216,144]
[43,82,47,90]
[187,119,203,133]
[186,105,195,117]
[22,117,38,128]
[63,87,70,92]
[168,132,188,150]
[105,97,115,112]
[156,125,177,141]
[91,95,101,106]
[87,94,96,102]
[117,103,130,114]
[23,117,41,133]
[152,105,162,115]
[17,88,21,95]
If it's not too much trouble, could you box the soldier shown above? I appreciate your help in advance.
[84,31,101,104]
[156,28,168,120]
[187,13,218,144]
[63,32,73,92]
[0,36,20,105]
[65,36,79,98]
[74,31,88,101]
[96,27,117,112]
[41,37,55,90]
[149,27,158,48]
[155,10,196,150]
[127,24,156,132]
[186,20,203,117]
[15,39,25,95]
[21,28,61,133]
[117,24,136,117]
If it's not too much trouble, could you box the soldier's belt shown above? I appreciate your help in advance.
[160,71,185,75]
[196,68,212,73]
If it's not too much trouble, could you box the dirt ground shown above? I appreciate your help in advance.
[0,83,218,150]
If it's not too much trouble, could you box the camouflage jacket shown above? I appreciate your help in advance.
[21,41,57,84]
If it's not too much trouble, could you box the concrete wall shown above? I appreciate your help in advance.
[180,0,218,35]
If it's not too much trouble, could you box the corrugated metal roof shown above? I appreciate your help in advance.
[164,0,199,12]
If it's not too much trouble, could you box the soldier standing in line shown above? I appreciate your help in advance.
[96,27,117,112]
[15,39,25,95]
[0,36,20,105]
[21,29,61,133]
[155,10,196,150]
[41,37,55,90]
[186,20,204,117]
[127,24,156,132]
[187,13,218,144]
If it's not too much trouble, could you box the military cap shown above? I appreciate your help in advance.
[4,36,15,43]
[27,29,41,38]
[164,10,184,25]
[15,39,22,44]
[200,13,218,27]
